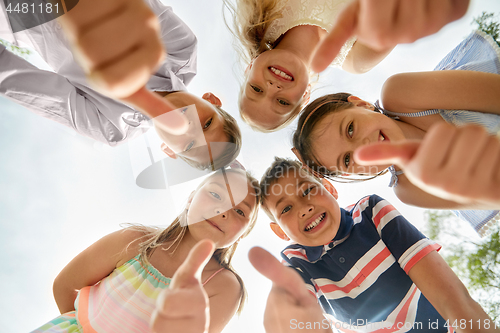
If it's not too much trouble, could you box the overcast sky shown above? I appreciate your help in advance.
[1,0,499,332]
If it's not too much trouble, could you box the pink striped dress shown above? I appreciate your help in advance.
[32,255,223,333]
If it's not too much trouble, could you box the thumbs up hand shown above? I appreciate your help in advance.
[249,247,330,333]
[150,239,215,333]
[354,123,500,208]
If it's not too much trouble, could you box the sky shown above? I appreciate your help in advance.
[1,0,500,332]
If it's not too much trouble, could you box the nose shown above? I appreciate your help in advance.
[215,208,227,219]
[267,80,282,90]
[299,204,313,218]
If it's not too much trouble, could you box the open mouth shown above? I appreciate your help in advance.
[206,219,223,232]
[268,66,294,81]
[304,213,326,232]
[379,131,387,142]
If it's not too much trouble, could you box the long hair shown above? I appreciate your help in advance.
[223,0,287,65]
[130,169,259,314]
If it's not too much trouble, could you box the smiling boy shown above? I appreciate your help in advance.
[258,157,498,333]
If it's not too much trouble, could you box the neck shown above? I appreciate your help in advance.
[274,25,326,67]
[171,229,219,270]
[395,120,427,140]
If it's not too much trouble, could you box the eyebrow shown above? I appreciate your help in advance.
[336,116,346,171]
[273,179,309,210]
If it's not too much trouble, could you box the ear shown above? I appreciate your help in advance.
[202,92,222,107]
[301,84,312,106]
[321,179,339,200]
[347,95,374,110]
[270,222,290,241]
[244,59,254,74]
[160,142,177,159]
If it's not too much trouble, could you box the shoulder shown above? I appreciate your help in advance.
[113,227,157,266]
[204,268,242,300]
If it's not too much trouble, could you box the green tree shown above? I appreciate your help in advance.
[424,211,500,322]
[0,38,31,59]
[472,11,500,46]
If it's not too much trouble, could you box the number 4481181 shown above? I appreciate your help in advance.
[6,2,59,14]
[445,319,498,330]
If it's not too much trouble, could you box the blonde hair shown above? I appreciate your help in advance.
[179,106,242,170]
[130,169,259,314]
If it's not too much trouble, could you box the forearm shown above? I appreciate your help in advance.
[342,41,394,74]
[442,295,499,333]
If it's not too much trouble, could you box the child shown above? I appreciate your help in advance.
[32,167,260,333]
[0,0,241,170]
[224,0,393,132]
[257,157,498,333]
[292,30,500,236]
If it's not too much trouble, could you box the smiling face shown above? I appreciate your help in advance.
[310,104,406,175]
[240,49,310,131]
[155,92,230,166]
[186,170,257,248]
[265,172,341,247]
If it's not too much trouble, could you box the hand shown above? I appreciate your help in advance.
[249,247,330,333]
[58,0,188,135]
[150,239,215,333]
[312,0,469,72]
[354,123,500,208]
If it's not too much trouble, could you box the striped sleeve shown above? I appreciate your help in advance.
[281,249,318,299]
[366,195,441,274]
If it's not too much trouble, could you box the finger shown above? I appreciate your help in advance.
[170,239,215,290]
[446,125,489,175]
[87,34,164,98]
[353,141,420,166]
[393,0,427,44]
[414,122,456,171]
[249,247,315,305]
[122,87,189,135]
[76,6,159,71]
[311,0,358,73]
[151,311,206,333]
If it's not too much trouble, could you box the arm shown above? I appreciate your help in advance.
[312,0,469,72]
[381,71,500,115]
[342,41,394,74]
[409,251,499,333]
[53,229,143,313]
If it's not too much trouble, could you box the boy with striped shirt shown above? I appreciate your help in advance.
[254,157,498,333]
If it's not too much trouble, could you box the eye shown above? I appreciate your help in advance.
[347,122,354,137]
[184,141,195,152]
[181,107,188,114]
[303,186,315,197]
[278,99,290,106]
[281,205,291,215]
[344,153,351,168]
[235,208,245,217]
[209,191,221,200]
[250,85,263,93]
[203,117,213,130]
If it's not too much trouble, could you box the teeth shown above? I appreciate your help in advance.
[380,133,385,141]
[305,213,325,231]
[270,67,292,80]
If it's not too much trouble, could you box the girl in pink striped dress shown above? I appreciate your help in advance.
[32,168,259,333]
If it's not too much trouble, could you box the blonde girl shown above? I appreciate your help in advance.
[224,0,393,132]
[292,30,500,236]
[32,167,259,333]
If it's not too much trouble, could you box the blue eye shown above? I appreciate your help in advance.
[181,107,188,114]
[281,205,291,214]
[184,141,194,152]
[210,191,221,200]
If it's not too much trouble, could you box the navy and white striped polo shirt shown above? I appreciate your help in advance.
[281,195,449,333]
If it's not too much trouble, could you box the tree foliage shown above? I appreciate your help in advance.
[472,11,500,46]
[0,38,31,59]
[424,210,500,322]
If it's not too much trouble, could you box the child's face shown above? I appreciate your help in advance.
[310,103,406,175]
[187,170,256,248]
[155,92,230,166]
[240,50,310,130]
[265,172,341,247]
